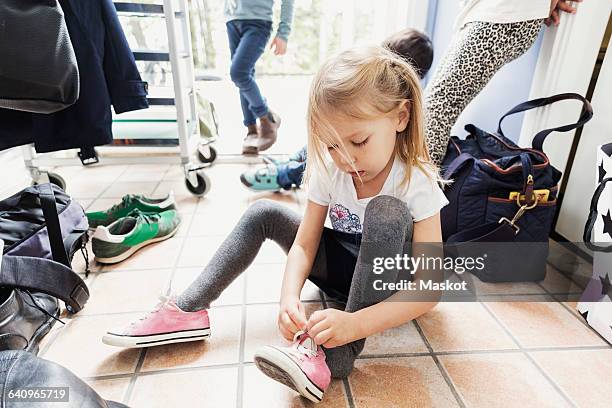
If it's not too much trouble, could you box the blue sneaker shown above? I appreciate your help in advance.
[240,164,283,192]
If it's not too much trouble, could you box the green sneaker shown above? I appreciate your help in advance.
[240,164,282,192]
[86,193,176,229]
[92,209,181,264]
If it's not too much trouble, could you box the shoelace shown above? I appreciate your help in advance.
[106,195,139,214]
[80,231,91,277]
[127,209,160,226]
[23,290,65,326]
[293,330,318,358]
[129,282,174,327]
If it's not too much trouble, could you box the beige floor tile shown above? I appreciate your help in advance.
[41,314,141,377]
[246,263,285,304]
[174,212,193,238]
[171,267,245,307]
[248,191,302,213]
[67,179,113,199]
[350,357,459,408]
[530,349,612,407]
[485,301,606,348]
[86,198,122,213]
[302,280,323,302]
[128,367,237,408]
[540,265,583,294]
[100,182,159,199]
[176,236,223,268]
[141,306,242,371]
[70,165,128,183]
[466,274,546,296]
[416,302,517,352]
[254,240,288,264]
[102,235,184,271]
[439,353,570,408]
[154,180,200,198]
[82,269,171,315]
[188,210,243,237]
[244,303,322,362]
[115,164,170,182]
[196,193,249,214]
[362,321,429,355]
[174,195,202,214]
[77,199,93,211]
[86,378,130,403]
[243,365,347,407]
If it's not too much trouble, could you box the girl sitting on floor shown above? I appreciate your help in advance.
[103,45,447,403]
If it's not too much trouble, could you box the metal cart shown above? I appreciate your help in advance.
[23,0,216,196]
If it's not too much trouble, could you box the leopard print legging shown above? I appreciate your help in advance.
[425,20,544,165]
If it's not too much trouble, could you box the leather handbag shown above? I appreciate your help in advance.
[441,93,593,282]
[0,0,80,113]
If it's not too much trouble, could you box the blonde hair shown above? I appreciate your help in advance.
[305,45,439,192]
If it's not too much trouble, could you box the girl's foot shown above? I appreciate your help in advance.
[102,296,210,348]
[254,331,331,403]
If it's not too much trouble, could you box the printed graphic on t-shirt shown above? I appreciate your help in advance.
[329,204,362,233]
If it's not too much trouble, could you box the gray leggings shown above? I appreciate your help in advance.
[177,195,413,378]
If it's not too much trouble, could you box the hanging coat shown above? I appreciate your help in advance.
[0,0,148,153]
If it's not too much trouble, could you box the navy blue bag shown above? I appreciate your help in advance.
[441,93,593,282]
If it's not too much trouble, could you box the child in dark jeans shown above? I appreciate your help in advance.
[225,0,295,155]
[239,28,434,190]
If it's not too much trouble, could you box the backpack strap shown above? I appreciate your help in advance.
[37,183,70,267]
[0,256,89,313]
[496,93,593,152]
[583,177,612,252]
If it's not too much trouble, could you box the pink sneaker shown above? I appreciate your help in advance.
[254,331,331,403]
[102,296,211,348]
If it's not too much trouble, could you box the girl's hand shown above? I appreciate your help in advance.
[278,296,307,341]
[306,309,362,348]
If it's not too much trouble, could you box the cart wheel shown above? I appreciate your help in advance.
[32,172,67,191]
[48,172,67,190]
[197,146,217,164]
[185,171,211,197]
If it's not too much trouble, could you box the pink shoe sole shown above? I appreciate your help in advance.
[102,327,211,348]
[254,345,324,403]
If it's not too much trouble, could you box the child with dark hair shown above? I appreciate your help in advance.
[240,28,434,192]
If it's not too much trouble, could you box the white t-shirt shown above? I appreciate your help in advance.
[308,158,449,234]
[455,0,550,29]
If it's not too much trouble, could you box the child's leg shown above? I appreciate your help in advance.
[424,20,543,165]
[226,21,256,127]
[323,195,413,378]
[177,199,318,311]
[228,20,273,126]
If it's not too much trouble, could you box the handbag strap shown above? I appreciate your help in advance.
[0,255,89,313]
[443,153,475,180]
[38,183,70,267]
[583,177,612,252]
[496,93,593,152]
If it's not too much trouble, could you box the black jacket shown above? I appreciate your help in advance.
[0,0,148,153]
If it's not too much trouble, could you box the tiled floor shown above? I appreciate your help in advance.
[9,160,610,407]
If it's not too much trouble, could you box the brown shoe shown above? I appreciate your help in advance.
[242,124,260,155]
[257,111,281,152]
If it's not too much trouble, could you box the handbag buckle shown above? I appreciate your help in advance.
[499,196,540,235]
